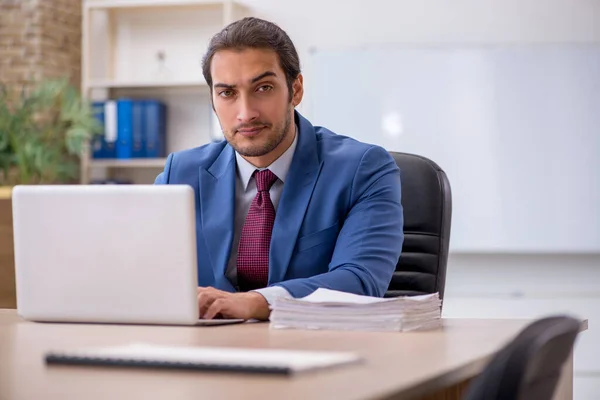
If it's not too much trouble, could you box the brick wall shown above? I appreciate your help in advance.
[0,0,82,91]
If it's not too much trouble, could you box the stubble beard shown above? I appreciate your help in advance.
[228,104,293,158]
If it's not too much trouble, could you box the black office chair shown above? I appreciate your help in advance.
[463,315,580,400]
[386,152,452,300]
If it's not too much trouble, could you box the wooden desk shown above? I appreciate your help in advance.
[0,311,585,400]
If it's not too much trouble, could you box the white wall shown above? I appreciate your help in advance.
[251,0,600,45]
[242,0,600,45]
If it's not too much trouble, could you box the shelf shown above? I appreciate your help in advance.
[90,158,168,168]
[85,0,228,11]
[87,79,208,90]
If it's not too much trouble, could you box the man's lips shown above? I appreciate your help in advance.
[236,126,266,137]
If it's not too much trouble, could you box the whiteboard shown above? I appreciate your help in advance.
[307,45,600,253]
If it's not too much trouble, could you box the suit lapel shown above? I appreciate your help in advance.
[199,145,236,288]
[269,112,323,284]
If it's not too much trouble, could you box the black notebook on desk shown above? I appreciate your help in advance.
[45,343,362,375]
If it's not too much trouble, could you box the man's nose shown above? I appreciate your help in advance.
[237,96,259,123]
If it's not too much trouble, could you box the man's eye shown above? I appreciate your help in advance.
[219,90,234,98]
[257,85,273,92]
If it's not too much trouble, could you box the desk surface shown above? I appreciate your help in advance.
[0,310,586,400]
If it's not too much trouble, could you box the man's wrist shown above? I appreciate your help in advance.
[246,292,270,320]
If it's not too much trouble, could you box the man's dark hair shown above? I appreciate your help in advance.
[201,17,301,101]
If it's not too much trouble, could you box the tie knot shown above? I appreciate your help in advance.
[254,169,278,192]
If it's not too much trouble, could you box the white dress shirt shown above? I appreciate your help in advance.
[225,126,298,304]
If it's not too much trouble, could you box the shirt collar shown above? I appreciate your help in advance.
[235,123,298,191]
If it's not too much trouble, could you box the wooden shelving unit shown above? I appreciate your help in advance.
[80,0,250,184]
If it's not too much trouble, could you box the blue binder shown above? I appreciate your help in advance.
[116,99,133,159]
[131,100,145,158]
[143,100,167,158]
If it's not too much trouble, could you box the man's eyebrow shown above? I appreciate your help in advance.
[213,82,235,89]
[213,71,277,89]
[251,71,277,83]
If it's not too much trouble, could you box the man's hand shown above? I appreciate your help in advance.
[197,287,270,321]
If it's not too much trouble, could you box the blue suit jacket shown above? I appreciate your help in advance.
[155,112,404,298]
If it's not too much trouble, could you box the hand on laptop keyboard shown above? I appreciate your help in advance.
[197,287,270,321]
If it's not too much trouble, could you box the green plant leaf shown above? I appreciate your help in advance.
[0,76,101,183]
[65,127,89,154]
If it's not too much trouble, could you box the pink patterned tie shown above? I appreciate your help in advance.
[237,169,278,291]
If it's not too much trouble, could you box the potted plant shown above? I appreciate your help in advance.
[0,77,102,186]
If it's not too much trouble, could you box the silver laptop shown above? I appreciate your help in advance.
[12,184,242,326]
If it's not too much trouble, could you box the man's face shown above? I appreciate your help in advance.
[210,48,301,159]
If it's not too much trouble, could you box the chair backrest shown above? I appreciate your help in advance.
[386,152,452,300]
[463,315,581,400]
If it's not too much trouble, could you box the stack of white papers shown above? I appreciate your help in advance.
[270,288,442,332]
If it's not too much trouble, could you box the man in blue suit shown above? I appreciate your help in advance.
[155,17,403,320]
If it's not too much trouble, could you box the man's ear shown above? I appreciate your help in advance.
[291,74,304,107]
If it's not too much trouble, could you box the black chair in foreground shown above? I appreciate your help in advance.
[463,315,581,400]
